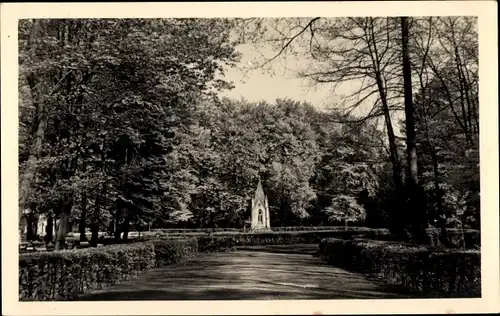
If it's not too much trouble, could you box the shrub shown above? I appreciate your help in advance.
[158,228,241,234]
[150,226,387,234]
[19,238,206,301]
[105,227,479,250]
[197,236,237,252]
[318,238,481,297]
[150,238,198,266]
[196,230,389,251]
[270,226,377,232]
[19,242,156,301]
[145,227,480,249]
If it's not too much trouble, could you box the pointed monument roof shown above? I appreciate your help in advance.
[254,179,266,204]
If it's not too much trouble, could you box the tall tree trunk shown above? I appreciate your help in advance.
[462,65,479,137]
[401,17,427,242]
[374,66,405,237]
[401,17,418,188]
[422,114,446,237]
[54,218,59,240]
[55,212,69,251]
[45,213,54,244]
[211,210,216,233]
[79,196,88,242]
[33,215,39,239]
[89,223,99,247]
[19,20,45,235]
[55,197,73,250]
[455,53,470,141]
[114,207,122,241]
[448,20,473,143]
[414,23,447,245]
[67,220,73,234]
[122,210,130,242]
[107,221,115,236]
[26,213,35,241]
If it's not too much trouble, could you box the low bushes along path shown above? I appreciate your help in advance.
[76,244,415,300]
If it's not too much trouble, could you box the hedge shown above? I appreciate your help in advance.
[157,228,241,233]
[150,238,198,266]
[19,242,156,301]
[270,226,375,232]
[319,238,481,298]
[152,226,373,234]
[135,228,480,249]
[196,230,388,251]
[19,238,202,301]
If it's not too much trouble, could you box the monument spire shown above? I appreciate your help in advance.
[254,178,265,204]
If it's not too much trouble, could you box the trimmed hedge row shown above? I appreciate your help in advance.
[155,228,241,233]
[152,226,374,234]
[19,238,200,301]
[271,226,375,232]
[136,228,480,249]
[319,238,481,298]
[19,242,155,301]
[181,228,479,251]
[195,230,388,251]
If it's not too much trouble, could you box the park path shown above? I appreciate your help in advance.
[77,244,412,300]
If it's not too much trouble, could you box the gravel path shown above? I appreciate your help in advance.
[76,244,413,300]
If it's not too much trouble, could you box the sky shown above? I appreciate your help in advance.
[218,43,343,111]
[217,42,402,136]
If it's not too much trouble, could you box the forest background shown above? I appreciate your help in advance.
[18,17,479,248]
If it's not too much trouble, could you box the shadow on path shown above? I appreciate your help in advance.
[76,245,416,300]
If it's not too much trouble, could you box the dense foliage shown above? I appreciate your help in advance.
[172,99,385,229]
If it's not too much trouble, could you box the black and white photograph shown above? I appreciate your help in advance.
[2,1,499,315]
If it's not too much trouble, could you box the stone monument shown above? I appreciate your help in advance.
[250,179,271,231]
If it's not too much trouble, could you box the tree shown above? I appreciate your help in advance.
[401,17,427,242]
[310,110,384,227]
[181,98,321,227]
[233,17,478,240]
[18,18,240,247]
[234,17,411,236]
[324,195,366,229]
